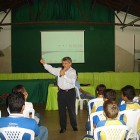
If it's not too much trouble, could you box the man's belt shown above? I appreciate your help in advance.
[59,88,75,92]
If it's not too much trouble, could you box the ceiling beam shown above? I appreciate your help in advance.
[120,17,140,29]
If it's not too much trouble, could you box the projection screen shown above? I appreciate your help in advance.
[41,30,84,63]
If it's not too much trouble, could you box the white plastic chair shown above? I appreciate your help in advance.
[24,102,40,123]
[23,107,35,119]
[75,86,88,115]
[119,109,140,139]
[0,127,35,140]
[120,96,139,105]
[133,96,139,102]
[88,98,104,114]
[88,111,106,135]
[94,125,132,140]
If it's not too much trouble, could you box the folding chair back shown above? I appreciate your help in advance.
[119,109,140,139]
[23,107,35,119]
[88,98,104,114]
[94,125,132,140]
[88,111,106,135]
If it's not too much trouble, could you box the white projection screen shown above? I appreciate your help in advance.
[41,30,84,63]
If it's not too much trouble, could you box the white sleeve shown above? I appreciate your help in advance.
[43,63,60,76]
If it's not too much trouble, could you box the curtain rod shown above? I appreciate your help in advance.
[1,21,140,27]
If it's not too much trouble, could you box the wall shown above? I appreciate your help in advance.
[0,12,11,72]
[115,12,140,72]
[1,8,140,72]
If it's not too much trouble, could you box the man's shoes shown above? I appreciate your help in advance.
[73,127,78,131]
[59,129,66,133]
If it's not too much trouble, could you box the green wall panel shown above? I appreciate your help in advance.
[12,1,114,72]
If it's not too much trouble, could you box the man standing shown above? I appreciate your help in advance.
[40,57,78,133]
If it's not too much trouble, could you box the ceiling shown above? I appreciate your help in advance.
[97,0,140,18]
[0,0,33,13]
[0,0,140,25]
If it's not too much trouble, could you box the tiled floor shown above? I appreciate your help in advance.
[35,104,88,140]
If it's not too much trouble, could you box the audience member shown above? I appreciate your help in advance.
[90,84,106,113]
[119,85,140,125]
[92,89,117,128]
[96,89,116,111]
[119,85,140,111]
[96,100,126,140]
[75,74,94,99]
[85,85,106,137]
[0,93,48,140]
[12,85,41,126]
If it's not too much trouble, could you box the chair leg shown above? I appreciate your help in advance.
[80,100,83,110]
[75,100,79,115]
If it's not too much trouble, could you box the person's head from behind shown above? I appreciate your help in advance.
[103,89,116,102]
[12,85,28,100]
[121,85,136,102]
[103,100,119,119]
[7,92,25,114]
[95,84,106,97]
[62,57,72,71]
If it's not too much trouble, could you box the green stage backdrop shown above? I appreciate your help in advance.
[12,0,114,72]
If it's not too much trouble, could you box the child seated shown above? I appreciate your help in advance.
[85,85,106,135]
[119,85,140,111]
[96,100,126,140]
[96,89,116,112]
[91,89,117,128]
[90,84,106,113]
[119,85,140,126]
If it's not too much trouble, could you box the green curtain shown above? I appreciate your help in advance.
[12,0,113,22]
[12,1,114,72]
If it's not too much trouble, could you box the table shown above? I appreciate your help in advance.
[0,79,54,103]
[46,84,95,110]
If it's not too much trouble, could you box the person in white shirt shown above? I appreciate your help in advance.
[40,56,78,133]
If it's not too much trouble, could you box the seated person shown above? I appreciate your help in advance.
[75,80,94,100]
[96,89,116,112]
[0,93,48,140]
[91,84,106,113]
[12,85,41,126]
[96,100,126,140]
[92,89,117,128]
[119,85,140,124]
[119,85,140,111]
[85,85,106,133]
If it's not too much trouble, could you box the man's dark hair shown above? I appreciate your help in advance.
[104,89,116,101]
[121,85,135,100]
[62,57,72,63]
[7,92,25,113]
